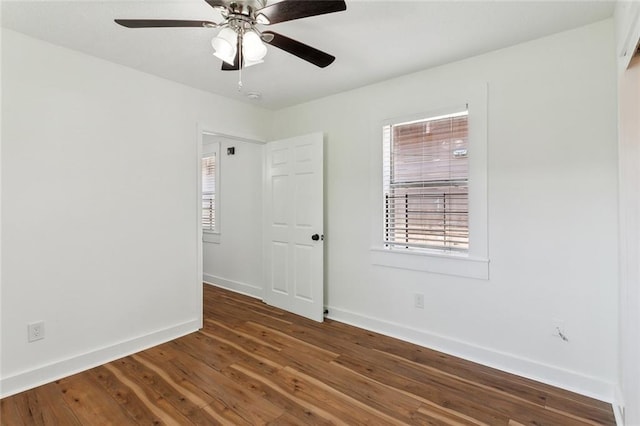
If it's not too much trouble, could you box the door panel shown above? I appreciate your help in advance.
[294,245,313,300]
[271,242,288,294]
[264,133,324,322]
[271,175,289,225]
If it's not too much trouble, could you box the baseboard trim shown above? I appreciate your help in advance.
[613,385,625,425]
[203,274,263,299]
[0,319,199,399]
[326,305,615,404]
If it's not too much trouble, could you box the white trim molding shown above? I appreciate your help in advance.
[370,247,489,280]
[203,231,221,244]
[0,319,199,399]
[613,385,625,426]
[203,275,263,299]
[326,305,616,405]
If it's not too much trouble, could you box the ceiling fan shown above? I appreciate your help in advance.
[114,0,347,71]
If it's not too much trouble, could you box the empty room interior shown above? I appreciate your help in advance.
[1,0,639,424]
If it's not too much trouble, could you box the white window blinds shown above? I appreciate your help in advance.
[202,154,216,232]
[383,110,469,252]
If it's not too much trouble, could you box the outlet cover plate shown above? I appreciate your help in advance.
[28,321,45,342]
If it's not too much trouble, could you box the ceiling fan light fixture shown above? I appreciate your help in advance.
[212,27,237,65]
[243,58,264,68]
[213,50,236,66]
[242,30,267,61]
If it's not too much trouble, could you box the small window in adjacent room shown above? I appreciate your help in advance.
[202,144,219,233]
[383,109,469,253]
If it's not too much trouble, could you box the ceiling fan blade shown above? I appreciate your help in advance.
[262,31,335,68]
[256,0,346,25]
[114,19,216,28]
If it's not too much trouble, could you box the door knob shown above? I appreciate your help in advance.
[311,234,323,241]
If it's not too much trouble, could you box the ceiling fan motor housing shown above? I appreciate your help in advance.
[226,0,267,17]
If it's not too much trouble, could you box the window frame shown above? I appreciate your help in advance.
[370,84,489,280]
[202,141,220,238]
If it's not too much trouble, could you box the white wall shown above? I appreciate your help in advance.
[202,136,264,297]
[270,20,619,400]
[616,3,640,424]
[0,29,270,397]
[1,17,624,406]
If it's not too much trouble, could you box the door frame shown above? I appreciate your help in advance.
[196,124,265,328]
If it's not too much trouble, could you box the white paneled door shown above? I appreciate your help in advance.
[264,133,324,322]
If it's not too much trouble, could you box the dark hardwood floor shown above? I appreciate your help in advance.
[1,284,615,425]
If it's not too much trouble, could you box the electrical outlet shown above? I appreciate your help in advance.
[28,321,45,342]
[414,294,424,309]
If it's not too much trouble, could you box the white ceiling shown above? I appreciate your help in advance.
[1,0,615,109]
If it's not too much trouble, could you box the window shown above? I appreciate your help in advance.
[383,109,469,252]
[202,154,216,231]
[372,85,488,279]
[202,142,220,233]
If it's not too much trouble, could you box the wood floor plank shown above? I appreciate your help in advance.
[0,284,616,425]
[8,389,46,425]
[266,411,319,425]
[545,392,617,424]
[138,342,179,365]
[88,365,165,424]
[204,318,283,352]
[56,372,140,425]
[334,351,548,422]
[183,366,285,425]
[325,320,547,395]
[222,363,339,425]
[372,347,548,407]
[107,355,222,425]
[201,321,284,362]
[199,329,283,371]
[207,294,293,329]
[150,353,255,425]
[168,332,238,372]
[241,320,340,362]
[343,325,609,421]
[6,381,83,426]
[145,340,287,424]
[276,365,405,425]
[279,349,424,424]
[266,303,612,425]
[100,361,192,425]
[414,403,489,426]
[329,355,509,425]
[0,396,26,425]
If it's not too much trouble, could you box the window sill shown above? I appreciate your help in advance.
[203,232,220,244]
[370,247,489,280]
